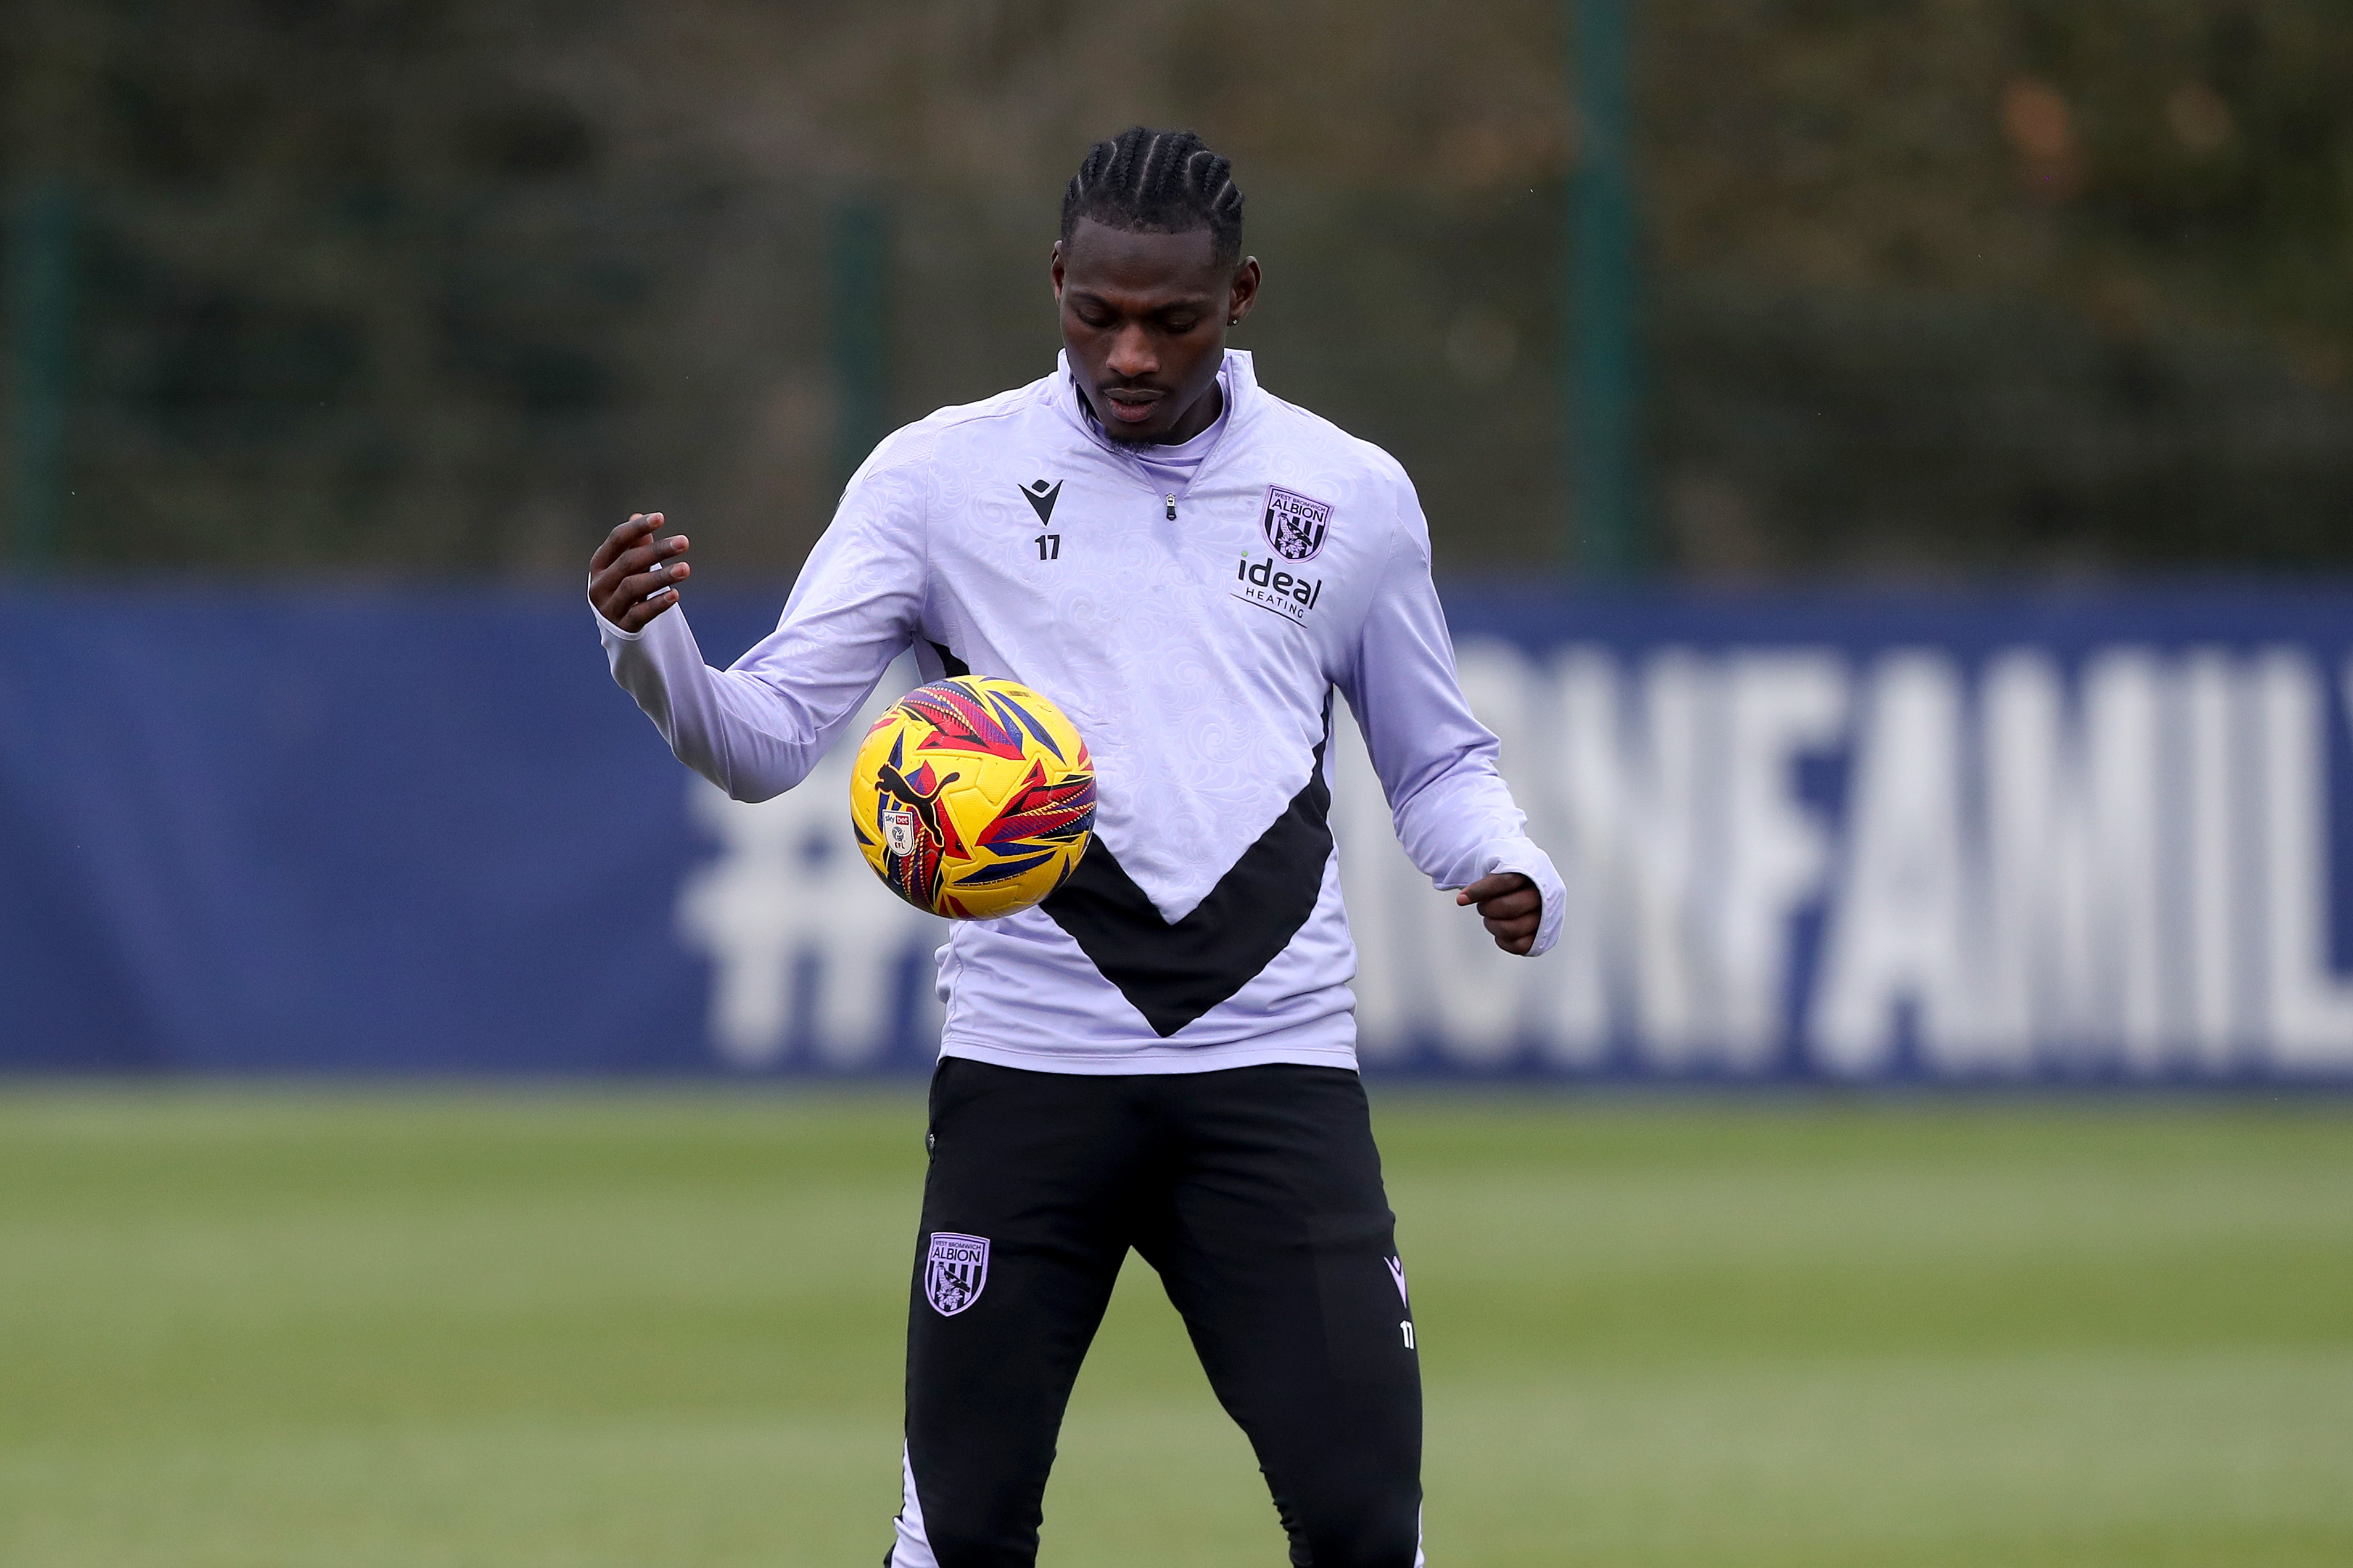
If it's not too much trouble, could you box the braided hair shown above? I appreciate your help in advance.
[1060,127,1244,265]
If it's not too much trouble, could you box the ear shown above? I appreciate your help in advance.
[1050,240,1066,302]
[1226,255,1261,328]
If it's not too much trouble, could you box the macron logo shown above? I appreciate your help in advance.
[1022,480,1062,525]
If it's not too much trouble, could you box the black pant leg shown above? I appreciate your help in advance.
[894,1059,1152,1568]
[1137,1066,1424,1568]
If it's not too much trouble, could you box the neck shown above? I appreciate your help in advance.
[1156,380,1224,446]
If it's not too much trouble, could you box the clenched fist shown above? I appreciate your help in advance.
[1456,872,1541,955]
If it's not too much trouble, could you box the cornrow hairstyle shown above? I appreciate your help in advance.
[1060,127,1244,265]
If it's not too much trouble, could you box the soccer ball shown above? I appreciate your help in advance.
[850,677,1097,919]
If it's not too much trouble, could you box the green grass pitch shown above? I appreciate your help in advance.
[2,1090,2348,1567]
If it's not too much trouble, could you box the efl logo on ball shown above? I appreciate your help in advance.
[925,1231,991,1316]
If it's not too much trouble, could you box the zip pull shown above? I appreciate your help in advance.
[1164,493,1177,521]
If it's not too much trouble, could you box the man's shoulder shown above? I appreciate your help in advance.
[1238,378,1419,558]
[859,374,1061,479]
[1242,379,1415,498]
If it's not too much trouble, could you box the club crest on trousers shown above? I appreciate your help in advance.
[926,1231,991,1316]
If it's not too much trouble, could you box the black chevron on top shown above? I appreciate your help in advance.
[1043,724,1333,1038]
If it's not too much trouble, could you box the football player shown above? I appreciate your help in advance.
[590,127,1561,1568]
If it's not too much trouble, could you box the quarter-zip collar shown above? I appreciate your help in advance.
[1055,349,1258,515]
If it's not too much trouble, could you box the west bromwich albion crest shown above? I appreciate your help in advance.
[925,1231,991,1316]
[1262,486,1332,562]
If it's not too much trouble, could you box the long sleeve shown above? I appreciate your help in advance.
[596,448,928,802]
[1336,480,1565,958]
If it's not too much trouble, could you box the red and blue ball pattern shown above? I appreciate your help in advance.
[851,677,1096,919]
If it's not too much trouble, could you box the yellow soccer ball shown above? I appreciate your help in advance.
[850,676,1097,919]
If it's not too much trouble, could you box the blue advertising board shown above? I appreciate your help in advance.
[5,583,2352,1082]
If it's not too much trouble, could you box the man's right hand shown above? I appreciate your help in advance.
[590,512,691,633]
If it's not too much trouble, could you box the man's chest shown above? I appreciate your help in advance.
[923,463,1362,676]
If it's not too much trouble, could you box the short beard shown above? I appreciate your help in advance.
[1079,387,1168,445]
[1083,383,1214,446]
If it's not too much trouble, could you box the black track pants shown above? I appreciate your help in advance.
[885,1058,1423,1568]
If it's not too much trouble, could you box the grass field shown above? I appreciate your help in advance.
[2,1091,2348,1567]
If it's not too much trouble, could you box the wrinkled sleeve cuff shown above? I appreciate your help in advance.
[590,585,646,644]
[1472,836,1565,958]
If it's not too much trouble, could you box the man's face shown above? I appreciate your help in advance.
[1052,219,1258,445]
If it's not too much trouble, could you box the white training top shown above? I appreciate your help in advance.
[600,350,1564,1074]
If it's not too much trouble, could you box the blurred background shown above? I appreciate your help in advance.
[8,0,2353,579]
[3,4,2351,1567]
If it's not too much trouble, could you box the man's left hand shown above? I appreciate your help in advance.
[1457,872,1541,956]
